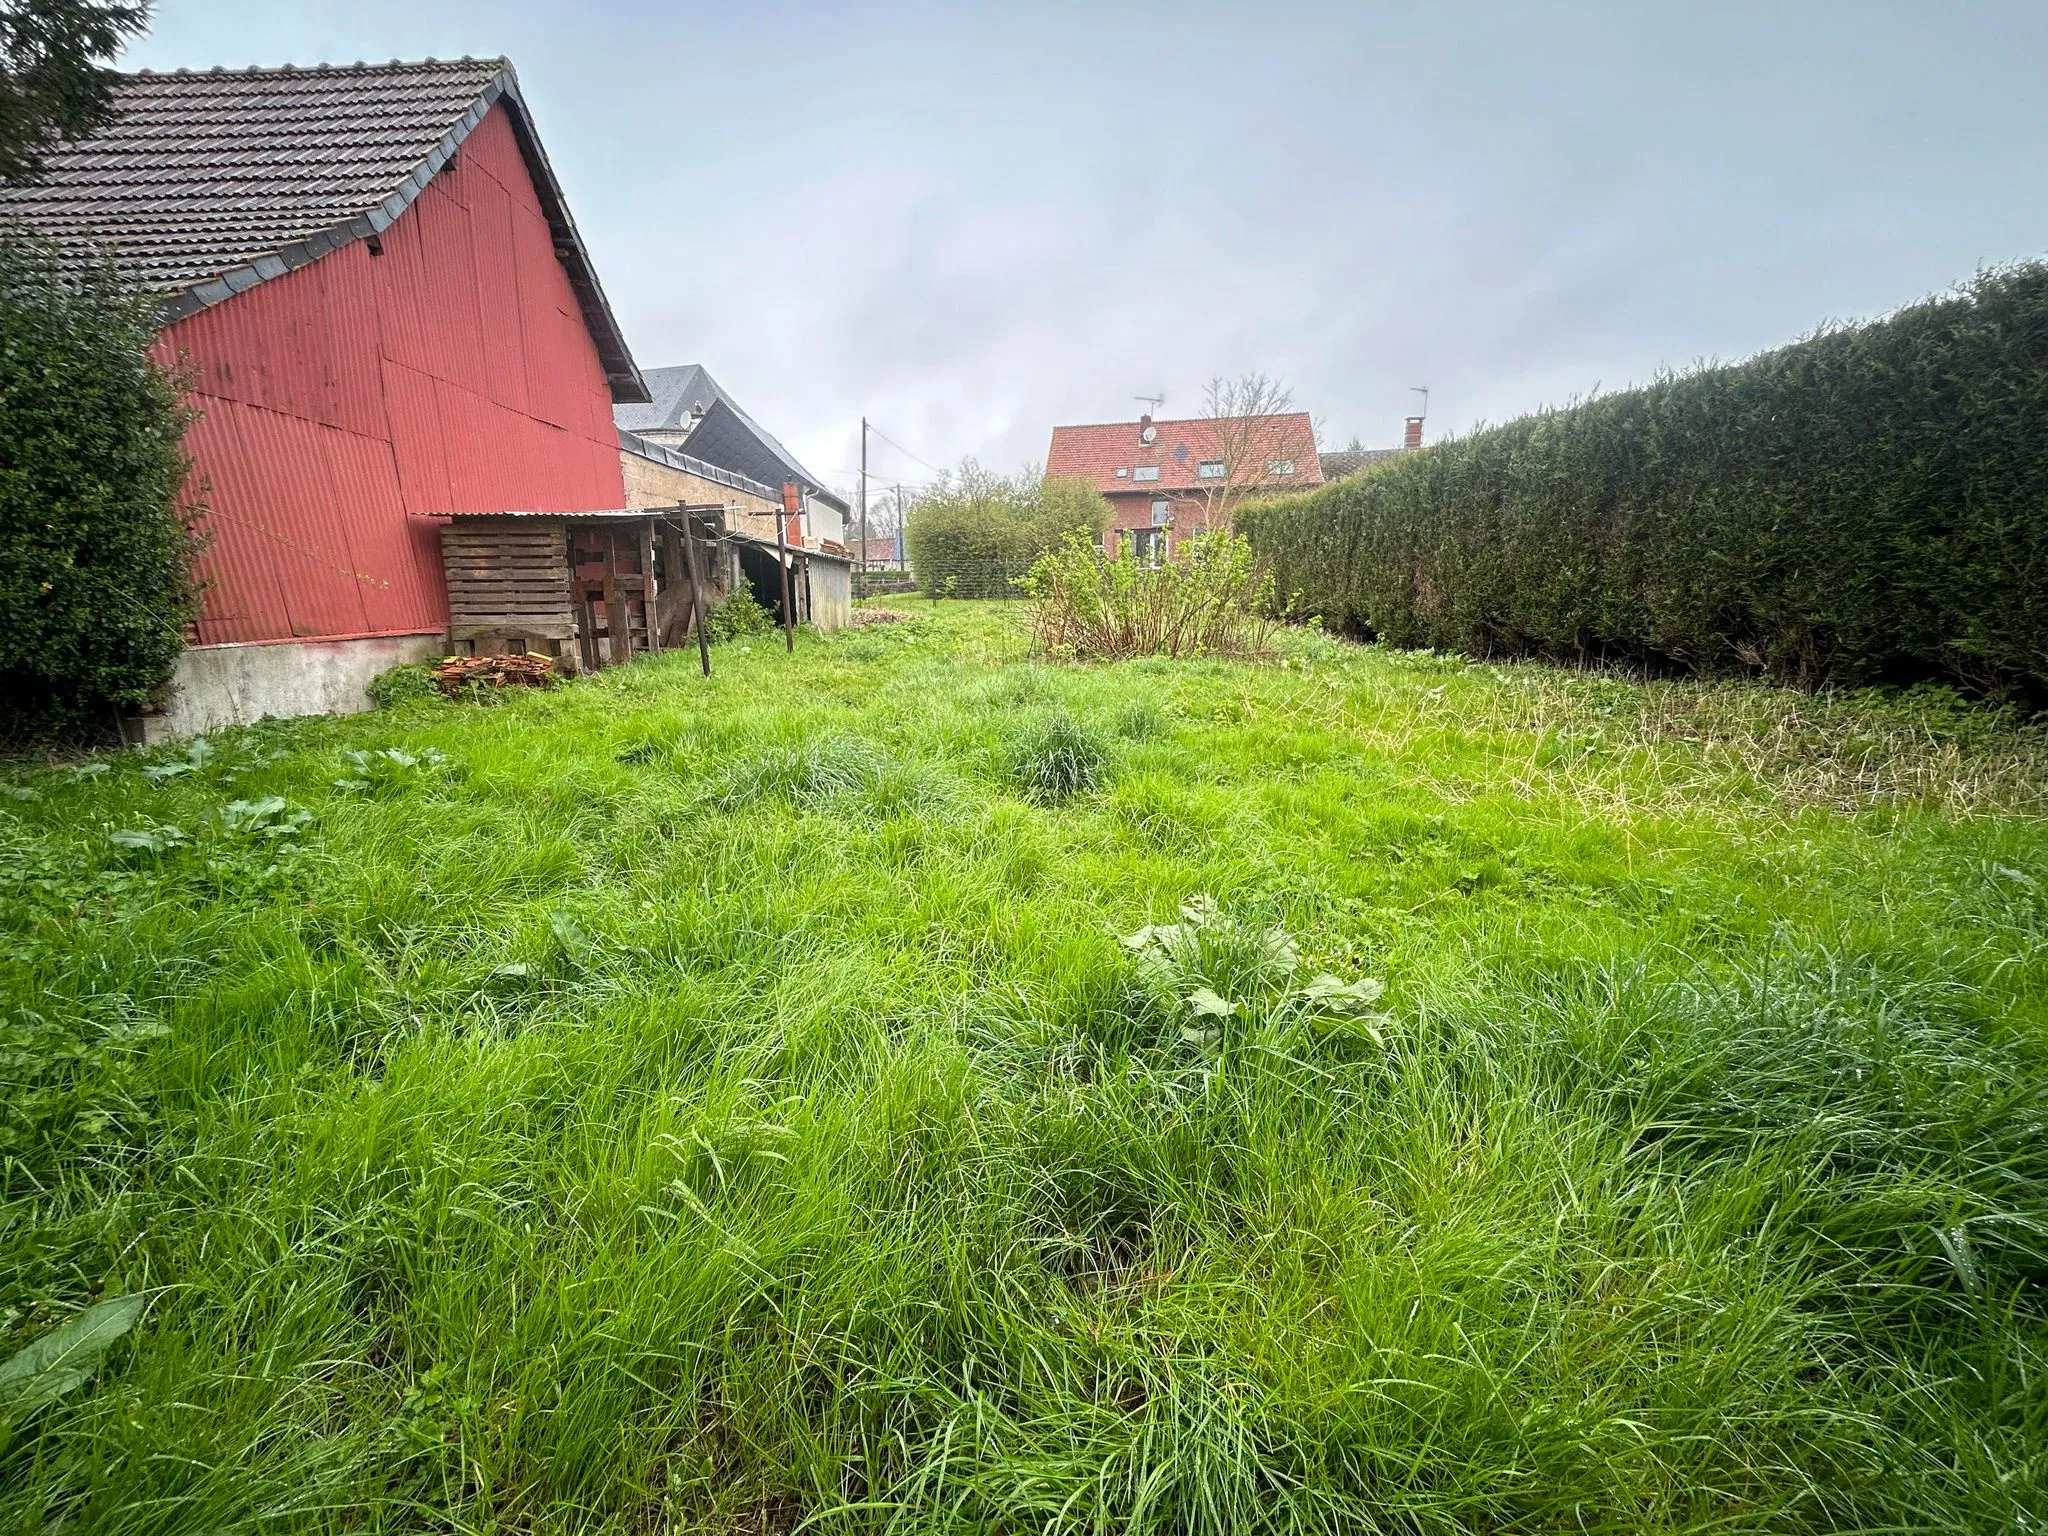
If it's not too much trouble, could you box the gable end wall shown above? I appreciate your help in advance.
[153,104,627,646]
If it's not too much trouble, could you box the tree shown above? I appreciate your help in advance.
[0,229,198,733]
[903,460,1109,599]
[1189,371,1296,534]
[0,0,148,185]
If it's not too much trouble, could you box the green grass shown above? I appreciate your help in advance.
[3,600,2046,1534]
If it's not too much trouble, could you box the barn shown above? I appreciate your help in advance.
[0,58,650,735]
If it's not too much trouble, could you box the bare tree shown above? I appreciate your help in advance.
[1189,371,1296,533]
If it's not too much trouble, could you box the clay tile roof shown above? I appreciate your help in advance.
[1045,413,1324,495]
[0,57,648,402]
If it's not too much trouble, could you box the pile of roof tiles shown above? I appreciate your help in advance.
[431,653,556,696]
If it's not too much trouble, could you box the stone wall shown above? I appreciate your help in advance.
[618,445,783,541]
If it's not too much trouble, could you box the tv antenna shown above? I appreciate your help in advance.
[1134,392,1166,414]
[1410,386,1429,420]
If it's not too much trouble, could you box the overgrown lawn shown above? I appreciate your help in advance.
[3,602,2045,1533]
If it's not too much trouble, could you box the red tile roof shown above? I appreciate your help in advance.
[1046,413,1323,496]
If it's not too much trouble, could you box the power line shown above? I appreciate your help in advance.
[865,424,945,476]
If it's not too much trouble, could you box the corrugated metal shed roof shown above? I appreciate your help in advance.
[0,57,648,403]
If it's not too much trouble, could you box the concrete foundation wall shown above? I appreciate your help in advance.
[138,634,447,743]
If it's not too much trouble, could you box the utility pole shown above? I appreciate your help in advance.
[858,415,869,579]
[895,484,904,570]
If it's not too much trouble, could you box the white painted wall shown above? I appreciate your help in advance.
[804,493,848,548]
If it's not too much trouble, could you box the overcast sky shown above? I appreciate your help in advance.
[123,1,2048,504]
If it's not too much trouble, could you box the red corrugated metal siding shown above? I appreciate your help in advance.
[470,173,530,416]
[178,402,310,642]
[319,427,429,632]
[154,104,626,644]
[320,245,391,441]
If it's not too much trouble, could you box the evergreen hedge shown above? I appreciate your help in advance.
[1,228,197,733]
[1243,263,2048,697]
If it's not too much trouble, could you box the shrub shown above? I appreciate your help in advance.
[1022,530,1278,660]
[705,588,774,642]
[0,230,199,732]
[1241,262,2048,699]
[904,462,1110,599]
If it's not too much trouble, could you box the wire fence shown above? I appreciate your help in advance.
[871,555,1036,603]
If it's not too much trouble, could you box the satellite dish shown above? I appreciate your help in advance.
[1140,424,1157,444]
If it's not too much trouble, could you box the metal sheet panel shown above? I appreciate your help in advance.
[318,242,391,441]
[374,203,438,380]
[321,426,442,632]
[411,171,489,397]
[382,357,453,517]
[468,166,530,415]
[224,401,369,637]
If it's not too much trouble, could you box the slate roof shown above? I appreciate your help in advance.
[0,57,648,402]
[614,363,848,514]
[1318,447,1403,480]
[613,363,722,433]
[1046,413,1324,495]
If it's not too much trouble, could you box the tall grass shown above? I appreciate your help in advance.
[1,600,2044,1533]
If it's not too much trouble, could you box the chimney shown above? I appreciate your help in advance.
[1403,416,1424,450]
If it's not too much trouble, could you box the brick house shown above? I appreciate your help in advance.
[1045,412,1323,560]
[0,58,650,735]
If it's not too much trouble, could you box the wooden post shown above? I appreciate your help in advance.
[681,508,711,678]
[777,481,798,654]
[602,530,627,669]
[641,517,662,656]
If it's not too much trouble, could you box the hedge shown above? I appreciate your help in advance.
[1,228,197,733]
[1242,262,2048,697]
[905,467,1109,600]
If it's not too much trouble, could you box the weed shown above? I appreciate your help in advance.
[334,746,450,794]
[1010,709,1108,803]
[365,662,442,709]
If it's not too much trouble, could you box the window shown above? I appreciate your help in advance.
[1197,460,1225,479]
[1132,465,1159,481]
[1130,526,1166,567]
[1114,467,1129,478]
[1267,459,1296,476]
[1150,499,1170,526]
